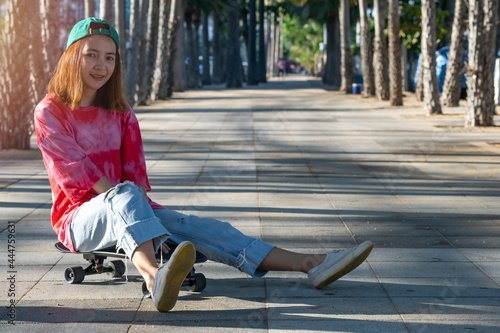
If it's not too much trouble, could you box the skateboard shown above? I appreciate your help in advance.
[55,240,207,292]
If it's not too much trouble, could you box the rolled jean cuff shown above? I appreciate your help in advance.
[237,238,275,278]
[118,216,170,258]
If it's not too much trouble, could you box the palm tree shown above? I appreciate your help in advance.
[99,0,114,22]
[466,0,499,126]
[136,0,150,105]
[339,0,354,93]
[84,0,95,17]
[40,0,61,78]
[166,0,186,97]
[212,5,224,84]
[373,0,389,100]
[172,0,187,92]
[150,0,171,100]
[185,7,202,88]
[140,0,159,104]
[115,0,129,101]
[258,0,267,83]
[226,0,243,88]
[323,12,341,87]
[421,0,442,115]
[359,0,375,97]
[0,0,44,149]
[441,0,467,107]
[247,0,259,85]
[388,0,403,105]
[202,9,212,85]
[126,0,142,104]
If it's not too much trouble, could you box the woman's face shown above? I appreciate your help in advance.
[79,34,116,106]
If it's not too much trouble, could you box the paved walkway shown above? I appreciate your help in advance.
[1,76,499,332]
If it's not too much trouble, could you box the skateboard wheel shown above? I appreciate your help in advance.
[186,273,206,292]
[107,260,126,278]
[65,266,85,284]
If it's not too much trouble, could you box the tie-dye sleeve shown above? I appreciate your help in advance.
[35,104,104,204]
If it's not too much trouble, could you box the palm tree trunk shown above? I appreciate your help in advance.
[212,8,223,84]
[115,0,129,102]
[100,0,114,22]
[441,0,467,107]
[339,0,355,93]
[247,0,259,85]
[126,0,142,104]
[258,0,267,83]
[40,0,60,77]
[322,12,341,87]
[142,0,159,103]
[359,0,375,97]
[388,0,403,105]
[271,16,280,77]
[373,0,390,100]
[186,9,202,88]
[136,0,150,105]
[172,0,186,92]
[166,0,182,97]
[151,0,170,100]
[202,9,212,85]
[421,0,442,115]
[226,0,243,88]
[0,0,41,149]
[415,62,424,101]
[84,0,95,18]
[466,0,498,126]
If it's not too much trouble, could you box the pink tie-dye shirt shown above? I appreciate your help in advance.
[34,94,163,252]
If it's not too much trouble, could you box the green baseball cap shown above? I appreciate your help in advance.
[66,17,119,50]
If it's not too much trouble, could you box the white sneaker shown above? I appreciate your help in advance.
[307,241,374,289]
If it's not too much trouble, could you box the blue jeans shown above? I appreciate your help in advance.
[70,182,274,278]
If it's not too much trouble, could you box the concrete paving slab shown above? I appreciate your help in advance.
[367,248,469,263]
[0,323,132,333]
[268,318,409,333]
[405,321,499,333]
[394,296,500,322]
[370,261,492,279]
[131,324,267,332]
[0,265,53,282]
[22,280,145,301]
[380,276,500,298]
[14,298,142,323]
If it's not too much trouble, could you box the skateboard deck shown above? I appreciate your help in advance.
[55,241,207,292]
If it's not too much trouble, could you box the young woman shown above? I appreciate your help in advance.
[35,18,373,313]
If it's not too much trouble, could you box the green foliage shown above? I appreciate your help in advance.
[400,0,450,52]
[350,43,360,57]
[278,0,339,24]
[282,15,322,72]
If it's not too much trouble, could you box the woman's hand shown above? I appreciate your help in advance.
[138,185,147,198]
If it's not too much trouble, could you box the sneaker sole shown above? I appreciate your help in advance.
[313,241,374,289]
[155,241,196,312]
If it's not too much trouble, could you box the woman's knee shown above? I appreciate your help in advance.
[106,182,147,208]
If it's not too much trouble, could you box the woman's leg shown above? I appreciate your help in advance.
[71,183,196,311]
[72,183,169,290]
[154,208,275,278]
[256,248,326,273]
[153,208,373,289]
[131,239,158,291]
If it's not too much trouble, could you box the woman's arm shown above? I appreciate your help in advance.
[93,176,147,198]
[92,176,114,194]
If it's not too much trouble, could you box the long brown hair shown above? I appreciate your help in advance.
[48,37,128,113]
